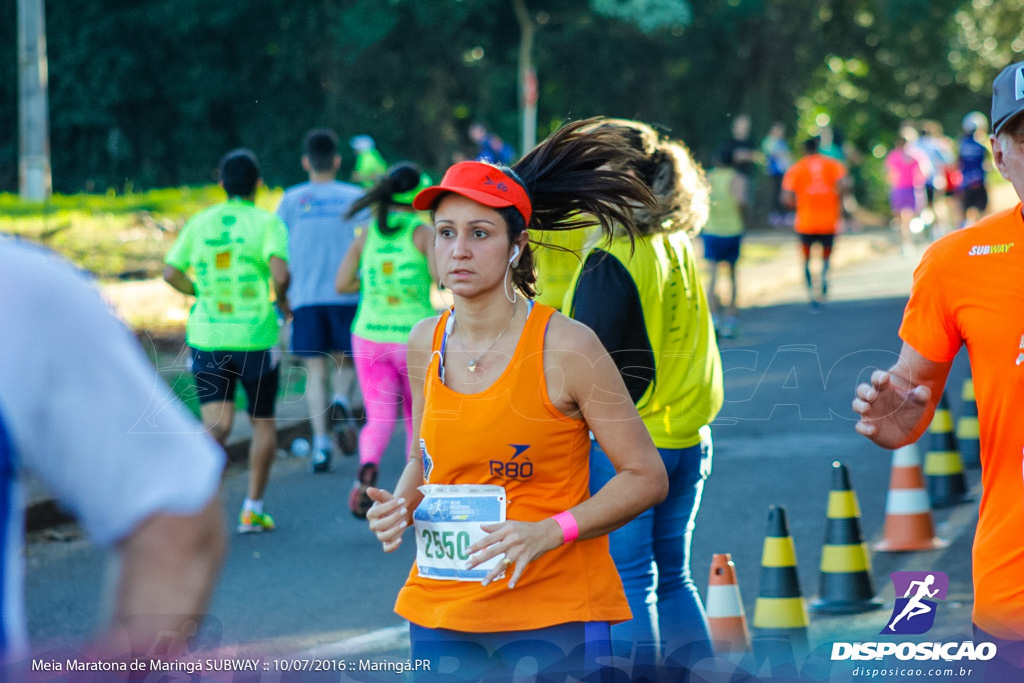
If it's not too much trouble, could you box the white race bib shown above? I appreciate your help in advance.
[414,484,507,581]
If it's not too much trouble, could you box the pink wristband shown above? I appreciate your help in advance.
[552,511,579,545]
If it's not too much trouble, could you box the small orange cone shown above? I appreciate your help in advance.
[956,377,981,469]
[924,394,972,508]
[873,443,949,552]
[706,553,751,654]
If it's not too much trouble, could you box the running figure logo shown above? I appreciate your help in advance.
[883,571,949,635]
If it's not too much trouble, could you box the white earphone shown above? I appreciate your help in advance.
[509,245,521,264]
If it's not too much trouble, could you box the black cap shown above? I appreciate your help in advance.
[991,61,1024,136]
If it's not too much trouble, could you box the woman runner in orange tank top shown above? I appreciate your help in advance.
[365,119,669,680]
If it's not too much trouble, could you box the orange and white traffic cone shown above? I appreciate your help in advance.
[956,377,981,469]
[873,443,949,552]
[925,394,972,508]
[706,553,751,655]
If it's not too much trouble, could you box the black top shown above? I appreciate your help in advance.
[567,249,654,404]
[718,136,757,177]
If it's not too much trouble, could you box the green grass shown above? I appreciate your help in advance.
[0,186,283,279]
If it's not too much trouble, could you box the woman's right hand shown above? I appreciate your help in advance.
[366,488,410,553]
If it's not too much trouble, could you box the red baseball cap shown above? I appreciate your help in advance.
[413,161,532,225]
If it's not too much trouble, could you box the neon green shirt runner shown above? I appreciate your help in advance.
[165,198,289,351]
[352,211,435,343]
[353,149,388,187]
[706,167,744,238]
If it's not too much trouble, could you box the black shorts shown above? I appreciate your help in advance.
[191,348,280,418]
[798,233,836,250]
[291,304,356,356]
[961,185,988,213]
[925,184,936,205]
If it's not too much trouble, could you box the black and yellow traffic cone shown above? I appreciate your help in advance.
[925,394,972,508]
[753,506,809,655]
[956,377,981,469]
[810,462,883,614]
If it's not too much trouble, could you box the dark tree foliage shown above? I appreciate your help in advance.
[1,0,19,191]
[0,0,1015,194]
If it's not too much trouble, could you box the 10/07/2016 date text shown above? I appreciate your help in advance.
[272,658,432,674]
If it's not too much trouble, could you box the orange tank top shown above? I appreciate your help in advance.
[394,302,631,632]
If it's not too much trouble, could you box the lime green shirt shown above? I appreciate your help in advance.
[706,167,744,238]
[352,212,434,343]
[165,198,289,351]
[532,228,588,310]
[353,149,388,188]
[565,232,723,448]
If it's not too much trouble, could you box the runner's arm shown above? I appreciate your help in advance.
[163,265,195,296]
[560,321,668,539]
[852,341,952,449]
[270,255,291,321]
[99,498,225,658]
[335,229,367,293]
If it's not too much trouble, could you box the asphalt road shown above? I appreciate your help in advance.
[23,233,985,681]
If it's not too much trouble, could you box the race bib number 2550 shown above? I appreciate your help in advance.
[413,485,506,581]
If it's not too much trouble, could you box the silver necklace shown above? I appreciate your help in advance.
[456,303,518,372]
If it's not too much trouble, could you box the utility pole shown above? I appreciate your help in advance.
[511,0,537,154]
[18,0,52,201]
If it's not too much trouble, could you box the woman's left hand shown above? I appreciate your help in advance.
[467,519,563,588]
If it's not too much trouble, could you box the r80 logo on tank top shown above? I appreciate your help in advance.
[490,444,534,480]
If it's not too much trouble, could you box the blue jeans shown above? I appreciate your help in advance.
[590,430,714,674]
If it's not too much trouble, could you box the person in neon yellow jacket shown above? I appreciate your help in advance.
[565,120,723,678]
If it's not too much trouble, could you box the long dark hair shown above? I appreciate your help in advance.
[346,162,424,237]
[489,117,659,298]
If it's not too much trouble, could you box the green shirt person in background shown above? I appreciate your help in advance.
[164,148,291,535]
[702,150,746,338]
[335,162,436,519]
[350,135,388,188]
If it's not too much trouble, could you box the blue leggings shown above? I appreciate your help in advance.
[409,621,612,682]
[590,434,715,675]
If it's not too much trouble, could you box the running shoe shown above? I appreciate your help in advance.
[310,445,331,474]
[348,463,379,519]
[237,509,275,534]
[330,401,359,456]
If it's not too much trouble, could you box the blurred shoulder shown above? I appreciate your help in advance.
[0,239,88,296]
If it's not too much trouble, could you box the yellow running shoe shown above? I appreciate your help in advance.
[237,509,275,534]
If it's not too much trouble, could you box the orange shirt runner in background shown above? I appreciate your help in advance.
[899,204,1024,640]
[782,153,848,234]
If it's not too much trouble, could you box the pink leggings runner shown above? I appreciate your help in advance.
[350,335,414,467]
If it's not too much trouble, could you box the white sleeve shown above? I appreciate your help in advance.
[0,241,225,546]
